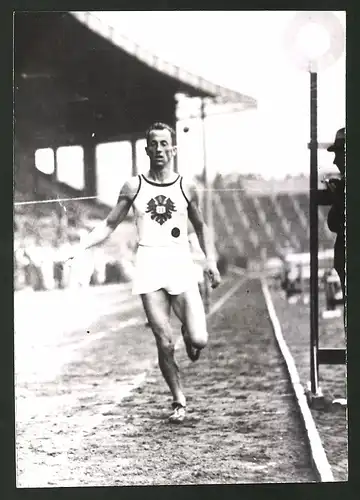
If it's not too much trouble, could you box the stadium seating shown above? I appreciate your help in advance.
[211,175,336,262]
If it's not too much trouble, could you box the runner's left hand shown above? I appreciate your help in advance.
[205,261,221,289]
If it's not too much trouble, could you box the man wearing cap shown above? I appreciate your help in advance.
[326,127,345,300]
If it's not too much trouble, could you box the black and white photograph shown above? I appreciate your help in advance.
[13,10,347,486]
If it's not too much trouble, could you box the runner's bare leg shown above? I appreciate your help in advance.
[171,284,208,351]
[141,289,186,407]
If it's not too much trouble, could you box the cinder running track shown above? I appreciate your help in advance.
[15,272,316,486]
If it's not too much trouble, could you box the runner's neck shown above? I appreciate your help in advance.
[146,167,178,184]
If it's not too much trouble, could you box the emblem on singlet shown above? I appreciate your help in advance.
[146,195,177,225]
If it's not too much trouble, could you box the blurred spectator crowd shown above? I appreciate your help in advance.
[14,212,136,292]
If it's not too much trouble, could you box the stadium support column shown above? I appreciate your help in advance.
[201,98,214,246]
[83,136,97,198]
[309,71,319,396]
[52,146,64,243]
[131,139,138,176]
[172,119,179,174]
[173,148,179,174]
[30,148,39,200]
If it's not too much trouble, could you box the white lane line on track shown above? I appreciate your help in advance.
[207,274,249,318]
[15,317,144,384]
[14,295,142,343]
[261,279,334,483]
[72,317,143,349]
[228,265,247,277]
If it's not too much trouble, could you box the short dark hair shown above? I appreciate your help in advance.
[146,122,176,145]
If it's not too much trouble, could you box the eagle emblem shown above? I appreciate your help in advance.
[145,195,177,225]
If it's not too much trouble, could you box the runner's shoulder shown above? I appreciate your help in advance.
[121,175,142,199]
[180,175,201,202]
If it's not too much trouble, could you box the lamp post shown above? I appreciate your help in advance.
[175,93,250,246]
[309,69,319,395]
[283,11,344,396]
[200,97,214,246]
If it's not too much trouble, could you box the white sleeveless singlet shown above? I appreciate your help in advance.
[132,174,189,248]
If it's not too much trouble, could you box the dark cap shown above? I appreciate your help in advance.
[327,127,345,152]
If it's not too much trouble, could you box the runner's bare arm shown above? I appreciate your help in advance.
[185,182,217,263]
[106,177,139,230]
[185,182,221,288]
[66,178,139,258]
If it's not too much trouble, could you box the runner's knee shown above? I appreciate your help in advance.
[157,338,175,359]
[152,324,174,353]
[189,328,208,349]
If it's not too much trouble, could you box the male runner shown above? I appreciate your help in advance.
[65,122,221,423]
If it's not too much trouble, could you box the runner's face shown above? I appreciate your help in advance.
[146,129,176,168]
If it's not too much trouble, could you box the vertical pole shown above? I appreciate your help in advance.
[31,148,39,201]
[83,137,97,198]
[52,145,63,245]
[30,147,39,242]
[309,71,319,395]
[173,151,179,173]
[131,139,138,176]
[201,98,214,243]
[172,95,179,174]
[52,145,58,183]
[173,102,179,174]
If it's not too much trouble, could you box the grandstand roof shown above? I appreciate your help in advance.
[71,12,257,107]
[14,12,257,148]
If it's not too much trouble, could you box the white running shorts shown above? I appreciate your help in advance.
[132,245,199,295]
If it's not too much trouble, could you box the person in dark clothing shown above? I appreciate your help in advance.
[326,127,345,299]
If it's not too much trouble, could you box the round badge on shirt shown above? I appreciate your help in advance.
[171,227,180,238]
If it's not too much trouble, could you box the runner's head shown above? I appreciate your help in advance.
[145,122,177,169]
